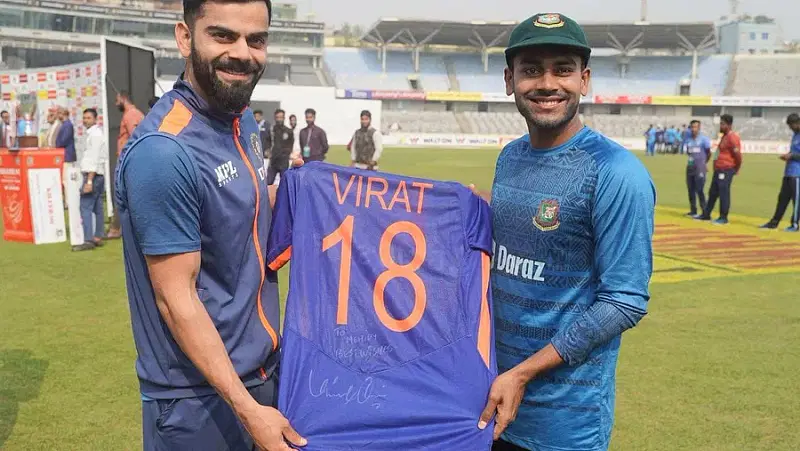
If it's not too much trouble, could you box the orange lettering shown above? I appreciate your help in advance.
[332,173,356,205]
[388,181,412,213]
[355,175,364,207]
[411,182,433,214]
[365,177,389,210]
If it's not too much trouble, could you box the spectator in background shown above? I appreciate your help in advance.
[289,114,300,156]
[266,109,294,184]
[698,114,742,225]
[645,124,656,156]
[56,107,76,190]
[680,124,690,154]
[683,120,711,217]
[664,125,676,154]
[254,109,271,160]
[348,110,383,171]
[1,110,14,148]
[43,107,62,148]
[148,96,160,110]
[107,90,145,240]
[760,113,800,232]
[655,126,665,153]
[74,108,107,252]
[299,108,328,162]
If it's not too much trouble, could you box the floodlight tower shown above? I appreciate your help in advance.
[729,0,739,15]
[640,0,647,21]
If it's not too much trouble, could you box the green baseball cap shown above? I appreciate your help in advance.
[505,13,591,65]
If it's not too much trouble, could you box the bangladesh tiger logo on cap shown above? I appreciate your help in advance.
[534,13,565,29]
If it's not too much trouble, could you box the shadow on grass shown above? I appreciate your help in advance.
[0,349,48,448]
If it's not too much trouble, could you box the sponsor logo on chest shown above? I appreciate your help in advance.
[492,243,546,282]
[215,160,239,187]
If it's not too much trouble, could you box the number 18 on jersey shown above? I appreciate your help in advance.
[267,162,496,450]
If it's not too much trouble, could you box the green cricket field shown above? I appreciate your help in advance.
[1,146,798,450]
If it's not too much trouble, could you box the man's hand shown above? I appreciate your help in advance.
[82,182,93,194]
[240,404,307,451]
[291,157,304,168]
[478,368,527,440]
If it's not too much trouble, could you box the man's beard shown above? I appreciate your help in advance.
[190,40,264,112]
[116,103,125,112]
[515,90,580,131]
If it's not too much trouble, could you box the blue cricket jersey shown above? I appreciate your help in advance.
[491,127,655,451]
[267,162,496,451]
[116,77,280,399]
[786,132,800,177]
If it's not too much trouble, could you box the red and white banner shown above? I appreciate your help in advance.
[27,168,66,244]
[594,95,653,104]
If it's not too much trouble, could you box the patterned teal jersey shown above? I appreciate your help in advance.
[491,127,655,451]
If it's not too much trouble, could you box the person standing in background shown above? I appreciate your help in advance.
[683,120,711,218]
[56,107,76,192]
[74,108,107,252]
[254,109,271,161]
[1,110,15,148]
[267,109,294,184]
[107,90,144,240]
[348,110,383,170]
[299,108,328,162]
[760,113,800,232]
[698,114,742,225]
[645,125,656,156]
[289,113,301,157]
[42,107,62,148]
[680,124,690,154]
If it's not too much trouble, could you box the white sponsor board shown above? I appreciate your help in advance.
[711,97,800,107]
[27,168,67,244]
[384,133,788,154]
[64,163,84,245]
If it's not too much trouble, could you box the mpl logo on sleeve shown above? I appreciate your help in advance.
[215,161,239,187]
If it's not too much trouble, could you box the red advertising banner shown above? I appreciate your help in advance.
[0,150,33,242]
[594,95,652,105]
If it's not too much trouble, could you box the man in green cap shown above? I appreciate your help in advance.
[477,13,656,451]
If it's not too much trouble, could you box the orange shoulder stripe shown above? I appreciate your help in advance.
[158,99,192,136]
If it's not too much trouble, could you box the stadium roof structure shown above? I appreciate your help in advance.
[361,18,718,53]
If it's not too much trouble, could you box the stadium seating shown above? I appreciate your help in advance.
[589,56,691,96]
[379,110,791,141]
[690,55,733,96]
[728,55,800,96]
[325,48,454,91]
[449,54,506,93]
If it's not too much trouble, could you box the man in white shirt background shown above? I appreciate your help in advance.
[74,108,107,252]
[1,110,14,148]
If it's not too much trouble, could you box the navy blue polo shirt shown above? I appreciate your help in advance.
[115,77,280,399]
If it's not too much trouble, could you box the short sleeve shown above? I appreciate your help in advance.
[461,188,493,255]
[732,133,742,149]
[121,134,202,256]
[266,169,297,270]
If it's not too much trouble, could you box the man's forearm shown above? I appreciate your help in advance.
[551,299,644,366]
[511,343,565,384]
[156,292,257,417]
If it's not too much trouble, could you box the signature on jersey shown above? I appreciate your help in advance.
[308,369,388,409]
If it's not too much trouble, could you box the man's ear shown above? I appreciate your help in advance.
[175,22,192,59]
[580,67,591,97]
[504,67,514,97]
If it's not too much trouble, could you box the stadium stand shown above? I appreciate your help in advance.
[727,54,800,96]
[588,55,731,96]
[449,54,506,93]
[324,48,452,91]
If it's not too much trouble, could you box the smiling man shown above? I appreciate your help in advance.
[478,13,656,451]
[114,0,305,449]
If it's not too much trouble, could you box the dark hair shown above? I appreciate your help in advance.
[690,120,700,126]
[253,109,263,115]
[289,114,296,119]
[720,114,733,126]
[274,108,285,116]
[184,0,272,28]
[305,108,316,116]
[83,108,98,118]
[117,90,130,101]
[0,110,8,115]
[148,96,159,108]
[786,113,800,125]
[360,110,371,119]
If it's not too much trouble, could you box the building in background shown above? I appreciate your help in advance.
[718,18,781,54]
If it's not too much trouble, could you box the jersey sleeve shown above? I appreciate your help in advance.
[550,152,654,366]
[461,188,493,255]
[267,169,298,271]
[121,134,202,256]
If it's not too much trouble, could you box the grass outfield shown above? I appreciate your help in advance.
[1,146,799,450]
